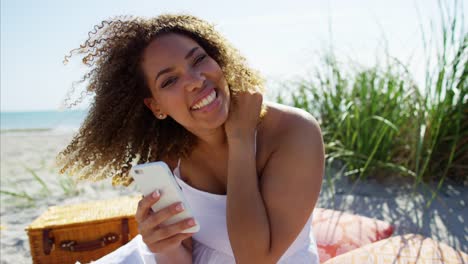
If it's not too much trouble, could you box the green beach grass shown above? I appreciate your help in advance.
[276,0,466,202]
[0,165,80,207]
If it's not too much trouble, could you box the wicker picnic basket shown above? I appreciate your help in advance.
[26,195,142,264]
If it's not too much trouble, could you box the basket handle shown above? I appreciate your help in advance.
[54,218,130,253]
[60,232,120,252]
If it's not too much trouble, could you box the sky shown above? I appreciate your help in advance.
[1,0,461,111]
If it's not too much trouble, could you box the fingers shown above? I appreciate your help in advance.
[150,202,184,227]
[138,201,185,239]
[145,216,196,244]
[135,190,197,254]
[135,190,160,222]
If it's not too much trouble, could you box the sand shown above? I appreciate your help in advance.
[0,131,466,263]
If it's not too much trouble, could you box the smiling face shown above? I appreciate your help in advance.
[141,33,230,134]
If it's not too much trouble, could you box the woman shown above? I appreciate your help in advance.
[59,14,323,263]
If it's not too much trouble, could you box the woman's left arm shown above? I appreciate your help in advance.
[225,94,324,264]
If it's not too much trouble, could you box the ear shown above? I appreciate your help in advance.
[143,97,167,120]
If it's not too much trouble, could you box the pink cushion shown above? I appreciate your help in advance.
[311,208,394,262]
[322,234,468,264]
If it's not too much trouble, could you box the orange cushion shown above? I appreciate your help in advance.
[311,208,394,262]
[322,234,468,264]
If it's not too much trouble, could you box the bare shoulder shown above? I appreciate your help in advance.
[267,102,318,123]
[261,101,321,145]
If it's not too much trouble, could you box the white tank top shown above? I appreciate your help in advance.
[91,133,319,264]
[172,132,319,263]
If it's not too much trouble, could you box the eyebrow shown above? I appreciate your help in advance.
[184,47,199,59]
[154,47,199,84]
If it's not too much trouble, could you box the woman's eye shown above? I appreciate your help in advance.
[161,77,177,88]
[194,54,206,65]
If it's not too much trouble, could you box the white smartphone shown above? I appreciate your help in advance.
[130,161,200,233]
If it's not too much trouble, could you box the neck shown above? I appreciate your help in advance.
[191,126,228,154]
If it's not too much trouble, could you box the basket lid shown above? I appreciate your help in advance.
[27,195,142,230]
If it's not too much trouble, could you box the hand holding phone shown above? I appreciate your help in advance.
[134,189,196,254]
[131,161,200,233]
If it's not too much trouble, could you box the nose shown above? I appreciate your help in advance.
[184,69,206,92]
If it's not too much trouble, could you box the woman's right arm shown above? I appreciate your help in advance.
[136,192,195,264]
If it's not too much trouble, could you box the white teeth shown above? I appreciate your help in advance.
[192,90,216,110]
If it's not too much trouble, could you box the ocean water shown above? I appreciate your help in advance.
[0,110,88,132]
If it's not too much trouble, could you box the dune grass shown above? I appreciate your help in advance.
[0,190,34,202]
[0,165,80,207]
[276,0,466,200]
[413,0,467,201]
[23,164,51,194]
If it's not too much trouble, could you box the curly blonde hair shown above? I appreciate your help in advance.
[57,14,266,186]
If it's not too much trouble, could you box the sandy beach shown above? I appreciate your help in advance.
[0,131,466,263]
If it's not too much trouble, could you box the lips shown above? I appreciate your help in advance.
[190,87,217,110]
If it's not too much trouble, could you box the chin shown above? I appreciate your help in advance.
[209,110,229,130]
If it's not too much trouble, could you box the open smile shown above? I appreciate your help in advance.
[190,88,220,112]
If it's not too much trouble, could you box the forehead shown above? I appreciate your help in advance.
[141,33,202,71]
